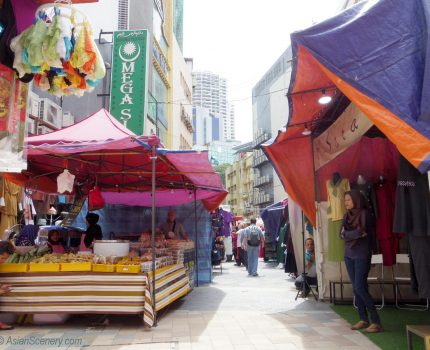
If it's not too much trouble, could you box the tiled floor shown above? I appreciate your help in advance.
[0,261,380,349]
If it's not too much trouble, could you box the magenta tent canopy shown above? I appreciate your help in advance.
[6,109,227,211]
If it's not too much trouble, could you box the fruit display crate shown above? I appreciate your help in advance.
[28,263,61,272]
[0,264,29,273]
[115,265,141,274]
[60,263,92,272]
[92,264,116,273]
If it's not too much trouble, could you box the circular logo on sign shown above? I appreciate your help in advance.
[119,41,141,62]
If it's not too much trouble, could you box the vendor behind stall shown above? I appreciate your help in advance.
[159,211,188,240]
[47,229,66,254]
[80,212,102,251]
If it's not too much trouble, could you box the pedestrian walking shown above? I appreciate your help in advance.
[243,218,264,276]
[237,222,248,267]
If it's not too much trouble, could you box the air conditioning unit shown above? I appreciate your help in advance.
[39,99,62,129]
[26,119,36,135]
[28,92,40,117]
[62,111,75,127]
[37,125,55,135]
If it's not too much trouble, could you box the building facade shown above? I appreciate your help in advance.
[171,37,193,149]
[225,142,255,216]
[207,140,241,166]
[192,106,222,146]
[192,71,235,141]
[251,48,292,209]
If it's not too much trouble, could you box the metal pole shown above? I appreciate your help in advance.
[194,189,199,287]
[151,145,157,326]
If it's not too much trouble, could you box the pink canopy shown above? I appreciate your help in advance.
[28,108,135,145]
[5,109,227,211]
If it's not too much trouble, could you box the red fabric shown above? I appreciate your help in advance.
[378,237,400,267]
[316,137,399,201]
[88,186,105,211]
[375,181,400,266]
[264,136,316,226]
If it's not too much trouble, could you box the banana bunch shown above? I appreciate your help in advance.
[6,246,50,264]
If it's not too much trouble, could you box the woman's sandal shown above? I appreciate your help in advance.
[351,320,369,330]
[365,323,383,333]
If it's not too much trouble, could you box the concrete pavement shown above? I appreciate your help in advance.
[0,260,380,349]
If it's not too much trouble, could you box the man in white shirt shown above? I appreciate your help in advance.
[243,219,264,276]
[236,223,247,267]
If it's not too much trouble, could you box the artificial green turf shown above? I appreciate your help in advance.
[331,305,430,350]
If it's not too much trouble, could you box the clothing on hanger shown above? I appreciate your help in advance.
[393,155,430,236]
[0,177,22,235]
[219,209,233,237]
[327,177,350,261]
[375,181,399,266]
[57,169,75,194]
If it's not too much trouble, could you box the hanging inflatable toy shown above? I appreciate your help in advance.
[10,0,105,97]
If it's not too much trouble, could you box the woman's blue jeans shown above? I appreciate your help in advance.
[344,256,381,325]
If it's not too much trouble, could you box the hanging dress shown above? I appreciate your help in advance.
[327,178,350,262]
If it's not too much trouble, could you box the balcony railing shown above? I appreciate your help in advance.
[253,175,272,187]
[253,154,270,168]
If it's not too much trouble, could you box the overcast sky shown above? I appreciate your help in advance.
[77,0,345,143]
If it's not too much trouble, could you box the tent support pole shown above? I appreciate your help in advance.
[194,189,199,287]
[151,145,157,326]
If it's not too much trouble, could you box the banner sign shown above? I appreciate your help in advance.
[0,64,28,173]
[313,103,373,170]
[110,30,149,135]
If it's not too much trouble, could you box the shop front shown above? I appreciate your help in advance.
[263,0,430,302]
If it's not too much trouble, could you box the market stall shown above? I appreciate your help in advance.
[2,109,227,326]
[263,0,430,301]
[0,263,190,327]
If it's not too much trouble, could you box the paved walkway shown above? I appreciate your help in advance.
[0,261,380,350]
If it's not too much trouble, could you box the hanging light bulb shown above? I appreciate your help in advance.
[318,89,332,105]
[302,124,312,136]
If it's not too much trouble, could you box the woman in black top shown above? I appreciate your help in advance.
[84,212,102,249]
[341,190,381,333]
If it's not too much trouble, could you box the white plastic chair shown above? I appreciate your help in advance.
[394,254,429,310]
[354,254,384,310]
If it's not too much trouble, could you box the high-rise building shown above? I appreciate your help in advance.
[226,102,236,141]
[192,71,234,141]
[173,0,184,52]
[118,0,129,29]
[207,140,241,166]
[192,106,222,146]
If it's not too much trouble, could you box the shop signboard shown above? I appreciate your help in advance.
[0,64,28,173]
[313,103,373,170]
[110,30,149,135]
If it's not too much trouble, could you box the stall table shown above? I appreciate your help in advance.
[0,264,190,327]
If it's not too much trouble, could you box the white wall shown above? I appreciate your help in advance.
[268,68,292,203]
[172,37,193,149]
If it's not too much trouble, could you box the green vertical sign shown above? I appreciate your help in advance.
[110,30,149,135]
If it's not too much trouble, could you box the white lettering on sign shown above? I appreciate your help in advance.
[118,48,141,126]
